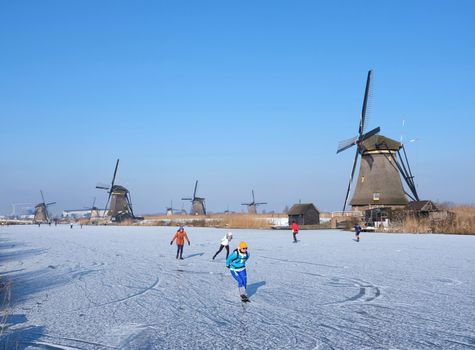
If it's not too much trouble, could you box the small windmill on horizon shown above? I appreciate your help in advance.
[96,159,136,222]
[166,201,181,216]
[182,180,206,215]
[34,190,56,224]
[241,190,267,214]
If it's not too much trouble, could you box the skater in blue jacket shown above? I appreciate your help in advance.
[226,241,250,302]
[354,223,362,242]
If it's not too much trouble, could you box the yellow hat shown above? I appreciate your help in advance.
[239,241,248,249]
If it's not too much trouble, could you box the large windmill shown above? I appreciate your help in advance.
[96,159,135,221]
[337,70,419,212]
[182,180,206,215]
[241,190,267,214]
[34,190,56,223]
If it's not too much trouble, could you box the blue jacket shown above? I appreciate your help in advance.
[226,249,250,271]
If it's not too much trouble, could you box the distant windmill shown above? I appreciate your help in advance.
[337,70,419,212]
[241,190,267,214]
[96,159,135,222]
[84,197,101,219]
[34,190,56,223]
[182,180,206,215]
[166,201,181,216]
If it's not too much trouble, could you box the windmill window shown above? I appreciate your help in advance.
[361,176,365,183]
[373,192,380,201]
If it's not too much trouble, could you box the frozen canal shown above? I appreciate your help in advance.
[0,225,474,349]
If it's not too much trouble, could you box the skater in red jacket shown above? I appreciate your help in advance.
[291,221,299,243]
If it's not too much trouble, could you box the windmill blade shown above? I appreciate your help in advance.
[337,136,358,154]
[241,203,251,206]
[127,193,135,217]
[96,186,110,190]
[103,192,112,217]
[111,159,120,188]
[182,197,192,201]
[252,190,255,203]
[359,70,373,136]
[92,197,96,208]
[342,147,360,212]
[256,202,267,205]
[193,180,198,199]
[40,190,46,204]
[46,202,56,206]
[360,126,380,142]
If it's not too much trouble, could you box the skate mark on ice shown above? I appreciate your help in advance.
[73,276,160,311]
[299,272,381,305]
[332,277,381,304]
[176,269,225,276]
[434,277,462,286]
[260,256,342,269]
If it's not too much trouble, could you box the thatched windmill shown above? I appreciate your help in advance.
[182,180,206,215]
[96,159,135,221]
[241,190,267,214]
[34,190,56,223]
[337,70,419,212]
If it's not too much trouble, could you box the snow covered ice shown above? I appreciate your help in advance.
[1,225,474,349]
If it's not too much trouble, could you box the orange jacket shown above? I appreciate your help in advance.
[171,230,190,245]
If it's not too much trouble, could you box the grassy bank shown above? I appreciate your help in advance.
[401,206,475,234]
[142,213,287,229]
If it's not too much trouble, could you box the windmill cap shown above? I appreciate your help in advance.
[239,241,248,249]
[227,232,233,237]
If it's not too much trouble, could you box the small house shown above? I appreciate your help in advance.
[405,200,438,213]
[288,203,320,226]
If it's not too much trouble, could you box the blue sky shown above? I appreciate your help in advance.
[1,1,474,215]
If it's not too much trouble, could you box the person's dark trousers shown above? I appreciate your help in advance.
[176,244,184,259]
[293,232,298,242]
[213,245,230,259]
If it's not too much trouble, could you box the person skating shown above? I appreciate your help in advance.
[212,232,233,260]
[170,226,191,259]
[354,223,362,242]
[226,241,250,302]
[291,220,299,243]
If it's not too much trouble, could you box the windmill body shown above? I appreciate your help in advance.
[350,135,408,211]
[191,200,206,216]
[33,190,55,223]
[182,181,206,215]
[34,203,49,223]
[108,185,133,218]
[97,159,135,222]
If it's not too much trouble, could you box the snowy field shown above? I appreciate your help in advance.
[0,225,474,350]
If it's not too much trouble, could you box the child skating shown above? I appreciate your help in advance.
[226,241,250,302]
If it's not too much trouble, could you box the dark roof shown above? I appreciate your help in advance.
[111,185,129,194]
[362,134,401,152]
[288,203,319,215]
[405,200,438,212]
